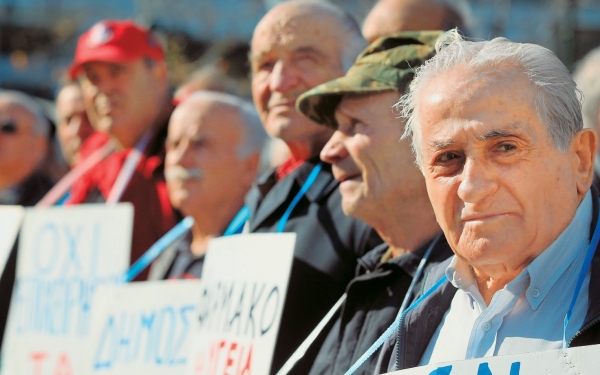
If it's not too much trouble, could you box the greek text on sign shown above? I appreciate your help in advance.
[186,233,296,375]
[2,204,133,375]
[385,344,600,374]
[86,280,203,374]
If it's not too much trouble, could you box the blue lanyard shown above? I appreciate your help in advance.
[223,205,251,236]
[344,275,448,375]
[122,216,195,282]
[224,163,323,235]
[563,204,600,347]
[344,202,600,374]
[121,164,323,282]
[277,163,322,232]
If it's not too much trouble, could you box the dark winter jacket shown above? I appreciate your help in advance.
[308,234,453,375]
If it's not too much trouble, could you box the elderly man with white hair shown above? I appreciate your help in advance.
[371,30,600,373]
[148,91,267,280]
[0,90,54,206]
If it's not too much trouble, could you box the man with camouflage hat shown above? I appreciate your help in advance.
[296,31,452,375]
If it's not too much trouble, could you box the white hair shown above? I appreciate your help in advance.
[573,46,600,131]
[397,29,583,168]
[0,90,50,137]
[186,91,267,159]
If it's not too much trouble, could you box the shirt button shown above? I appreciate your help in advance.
[482,322,491,332]
[532,288,540,298]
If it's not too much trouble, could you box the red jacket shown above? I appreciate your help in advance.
[69,128,176,281]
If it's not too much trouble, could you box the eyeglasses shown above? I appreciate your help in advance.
[0,120,17,135]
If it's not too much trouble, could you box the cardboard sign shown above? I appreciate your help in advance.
[86,280,203,374]
[386,344,600,374]
[2,204,133,375]
[0,205,25,276]
[186,233,296,375]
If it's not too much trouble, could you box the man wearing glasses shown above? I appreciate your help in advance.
[0,90,53,206]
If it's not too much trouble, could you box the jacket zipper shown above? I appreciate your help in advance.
[568,314,600,347]
[393,312,408,370]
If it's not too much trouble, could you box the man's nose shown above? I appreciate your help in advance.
[457,157,498,204]
[320,131,348,164]
[269,60,299,93]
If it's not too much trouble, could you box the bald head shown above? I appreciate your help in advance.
[252,0,365,71]
[362,0,466,43]
[250,0,366,158]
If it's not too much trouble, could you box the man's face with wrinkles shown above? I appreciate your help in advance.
[418,63,587,272]
[250,5,346,144]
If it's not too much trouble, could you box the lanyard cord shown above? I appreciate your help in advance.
[278,233,443,375]
[122,216,195,282]
[106,131,152,204]
[343,275,448,375]
[121,163,324,281]
[223,206,251,236]
[563,202,600,347]
[277,163,322,233]
[224,163,324,236]
[36,141,116,207]
[397,233,443,316]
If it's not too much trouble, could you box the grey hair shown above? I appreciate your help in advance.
[573,46,600,131]
[0,90,51,137]
[187,91,267,159]
[397,29,583,168]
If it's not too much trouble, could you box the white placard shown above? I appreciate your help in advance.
[2,204,133,375]
[186,233,296,375]
[386,344,600,374]
[0,205,25,276]
[86,280,203,374]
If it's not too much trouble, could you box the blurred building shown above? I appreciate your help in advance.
[1,0,600,100]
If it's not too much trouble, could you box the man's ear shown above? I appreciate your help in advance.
[571,128,598,195]
[241,152,261,189]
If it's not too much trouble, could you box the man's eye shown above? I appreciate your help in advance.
[498,143,516,152]
[257,60,275,71]
[436,152,461,163]
[190,139,206,149]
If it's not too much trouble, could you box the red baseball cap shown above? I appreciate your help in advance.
[69,20,165,79]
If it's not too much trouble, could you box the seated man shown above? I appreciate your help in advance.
[248,2,382,372]
[295,31,453,375]
[148,91,267,279]
[0,90,54,206]
[0,90,55,350]
[68,20,177,279]
[379,30,600,372]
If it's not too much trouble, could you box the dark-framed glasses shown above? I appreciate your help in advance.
[0,120,17,135]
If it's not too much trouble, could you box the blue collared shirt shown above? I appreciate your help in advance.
[420,191,593,365]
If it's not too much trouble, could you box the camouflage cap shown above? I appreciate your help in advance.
[297,31,442,128]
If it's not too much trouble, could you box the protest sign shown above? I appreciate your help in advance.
[86,280,203,374]
[385,344,600,375]
[186,233,296,375]
[2,204,133,375]
[0,206,25,276]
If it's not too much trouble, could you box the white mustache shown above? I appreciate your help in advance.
[165,166,203,181]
